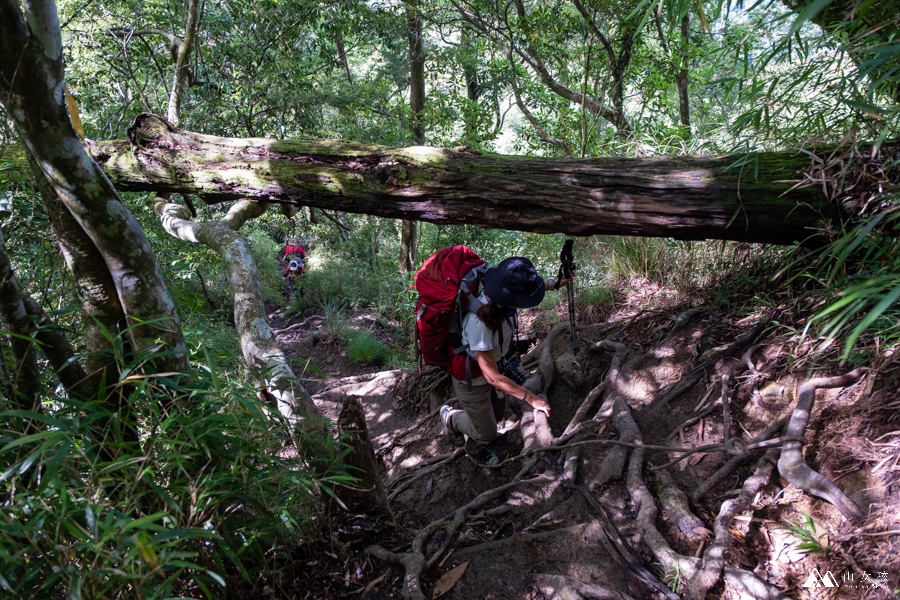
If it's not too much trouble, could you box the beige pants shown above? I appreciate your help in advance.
[449,377,507,456]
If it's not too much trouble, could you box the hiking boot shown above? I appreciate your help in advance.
[440,405,465,447]
[471,448,500,467]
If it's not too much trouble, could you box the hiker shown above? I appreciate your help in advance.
[282,240,306,262]
[440,256,573,466]
[282,259,305,295]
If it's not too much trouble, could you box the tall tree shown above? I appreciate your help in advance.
[400,0,424,273]
[0,0,189,376]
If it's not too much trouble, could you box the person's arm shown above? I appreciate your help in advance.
[475,350,550,416]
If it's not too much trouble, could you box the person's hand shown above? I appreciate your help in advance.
[530,397,550,417]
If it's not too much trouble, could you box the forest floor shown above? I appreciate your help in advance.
[255,276,900,600]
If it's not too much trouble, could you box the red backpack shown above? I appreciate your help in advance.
[413,246,488,371]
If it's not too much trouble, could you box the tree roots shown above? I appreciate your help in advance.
[363,314,872,599]
[777,369,867,521]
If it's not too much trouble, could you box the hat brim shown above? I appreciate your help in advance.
[484,268,545,308]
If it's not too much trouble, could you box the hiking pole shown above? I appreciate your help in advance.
[559,238,579,353]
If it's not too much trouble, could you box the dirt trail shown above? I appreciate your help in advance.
[266,294,899,600]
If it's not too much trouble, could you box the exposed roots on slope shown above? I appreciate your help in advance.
[363,310,883,599]
[777,369,868,521]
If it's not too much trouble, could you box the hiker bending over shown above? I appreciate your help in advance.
[283,259,306,296]
[441,257,573,466]
[283,259,306,279]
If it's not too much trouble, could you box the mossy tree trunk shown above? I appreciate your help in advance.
[90,114,849,246]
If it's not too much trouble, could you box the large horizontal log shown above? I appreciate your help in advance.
[89,114,843,245]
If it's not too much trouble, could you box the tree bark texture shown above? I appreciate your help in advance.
[20,295,95,402]
[90,114,844,245]
[0,4,188,373]
[677,14,691,138]
[401,6,424,274]
[27,151,124,387]
[337,395,395,522]
[399,219,417,273]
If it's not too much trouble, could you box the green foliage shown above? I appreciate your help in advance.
[798,206,900,358]
[321,298,349,339]
[659,562,684,594]
[345,327,391,366]
[778,512,831,557]
[603,236,675,283]
[578,283,616,308]
[245,227,283,303]
[0,343,352,600]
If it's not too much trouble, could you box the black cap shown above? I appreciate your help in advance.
[483,257,545,308]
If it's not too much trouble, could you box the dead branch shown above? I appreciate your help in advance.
[366,477,550,600]
[721,369,734,454]
[641,322,767,416]
[621,308,666,330]
[451,524,589,557]
[422,475,552,570]
[664,307,704,340]
[387,448,465,501]
[777,368,867,520]
[272,314,325,334]
[664,395,720,446]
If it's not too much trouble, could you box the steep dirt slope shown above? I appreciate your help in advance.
[258,286,898,600]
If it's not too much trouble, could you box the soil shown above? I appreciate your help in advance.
[249,279,900,600]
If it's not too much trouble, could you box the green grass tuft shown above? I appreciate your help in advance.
[345,328,391,366]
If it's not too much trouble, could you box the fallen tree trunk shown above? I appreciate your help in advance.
[86,114,855,245]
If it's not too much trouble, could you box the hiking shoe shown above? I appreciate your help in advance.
[473,448,500,467]
[440,405,465,447]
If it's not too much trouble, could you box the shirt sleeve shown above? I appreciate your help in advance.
[462,313,494,352]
